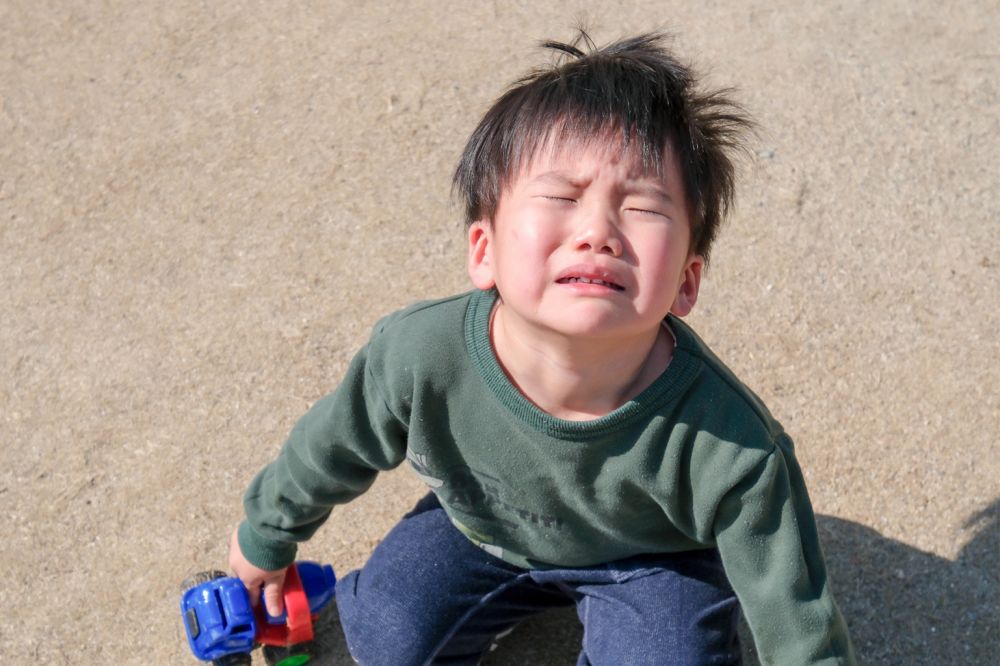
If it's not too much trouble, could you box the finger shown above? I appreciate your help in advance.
[262,575,285,617]
[228,528,243,569]
[229,528,261,605]
[247,578,262,607]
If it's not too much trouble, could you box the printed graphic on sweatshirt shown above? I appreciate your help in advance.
[405,448,444,488]
[449,515,504,559]
[448,468,565,530]
[405,447,566,532]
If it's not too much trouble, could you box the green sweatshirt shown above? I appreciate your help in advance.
[240,290,856,665]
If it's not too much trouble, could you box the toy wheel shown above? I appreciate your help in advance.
[180,570,227,593]
[263,640,315,666]
[212,653,252,666]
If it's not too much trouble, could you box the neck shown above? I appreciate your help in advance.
[490,301,674,421]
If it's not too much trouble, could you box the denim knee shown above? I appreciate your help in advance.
[337,567,447,666]
[570,552,742,666]
[334,497,525,666]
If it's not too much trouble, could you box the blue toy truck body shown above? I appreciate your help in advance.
[180,562,336,662]
[182,576,258,660]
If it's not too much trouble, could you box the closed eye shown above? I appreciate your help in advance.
[625,208,668,218]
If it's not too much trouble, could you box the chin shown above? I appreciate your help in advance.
[541,315,636,340]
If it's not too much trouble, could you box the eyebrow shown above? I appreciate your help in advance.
[623,182,676,206]
[529,171,585,188]
[529,171,677,205]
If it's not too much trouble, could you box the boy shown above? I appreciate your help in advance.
[228,33,857,665]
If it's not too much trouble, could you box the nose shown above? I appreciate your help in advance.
[571,208,623,257]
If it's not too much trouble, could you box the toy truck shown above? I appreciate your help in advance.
[180,561,336,666]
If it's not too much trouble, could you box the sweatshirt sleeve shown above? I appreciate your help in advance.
[239,339,410,570]
[713,435,857,666]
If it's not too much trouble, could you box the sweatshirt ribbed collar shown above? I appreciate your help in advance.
[464,289,702,440]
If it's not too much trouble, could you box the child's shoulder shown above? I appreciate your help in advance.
[669,315,787,449]
[369,291,474,339]
[362,291,477,374]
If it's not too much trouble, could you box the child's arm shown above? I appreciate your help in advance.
[232,316,414,596]
[713,433,857,665]
[228,298,466,604]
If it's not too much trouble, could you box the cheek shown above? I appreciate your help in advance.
[634,231,688,293]
[494,246,548,301]
[499,220,552,264]
[633,230,674,267]
[501,261,545,298]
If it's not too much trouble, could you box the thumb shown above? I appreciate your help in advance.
[262,572,286,617]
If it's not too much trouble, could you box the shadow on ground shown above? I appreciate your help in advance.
[306,501,998,665]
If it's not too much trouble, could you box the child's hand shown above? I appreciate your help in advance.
[229,527,287,617]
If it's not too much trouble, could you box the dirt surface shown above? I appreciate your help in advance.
[1,1,997,664]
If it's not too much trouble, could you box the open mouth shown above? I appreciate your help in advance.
[557,276,625,291]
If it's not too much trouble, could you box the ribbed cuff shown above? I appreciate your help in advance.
[237,520,298,571]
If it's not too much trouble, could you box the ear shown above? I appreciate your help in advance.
[669,254,703,317]
[467,221,496,290]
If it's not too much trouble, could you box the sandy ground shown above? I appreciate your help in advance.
[1,0,997,664]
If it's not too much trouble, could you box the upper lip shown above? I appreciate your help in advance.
[555,264,627,290]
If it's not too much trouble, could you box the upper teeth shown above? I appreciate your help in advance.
[569,277,611,286]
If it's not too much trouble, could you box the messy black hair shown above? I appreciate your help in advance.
[453,31,755,264]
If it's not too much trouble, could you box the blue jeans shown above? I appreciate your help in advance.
[336,494,741,666]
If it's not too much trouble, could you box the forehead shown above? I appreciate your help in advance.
[515,132,685,193]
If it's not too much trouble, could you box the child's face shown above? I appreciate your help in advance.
[468,141,703,342]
